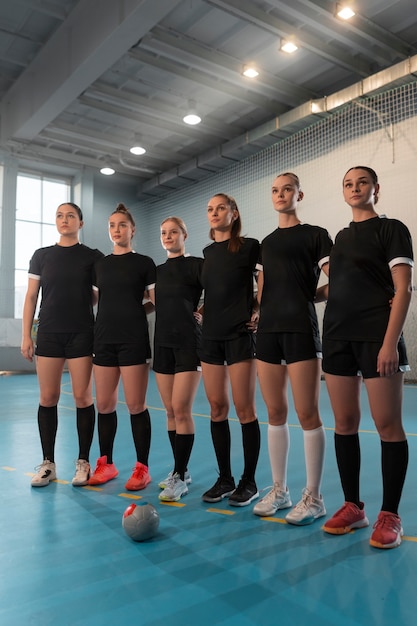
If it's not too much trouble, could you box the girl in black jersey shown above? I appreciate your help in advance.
[200,193,261,507]
[154,217,203,502]
[322,167,413,549]
[89,204,156,491]
[254,173,332,525]
[21,202,103,487]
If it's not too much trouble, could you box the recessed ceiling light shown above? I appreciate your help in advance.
[130,146,146,155]
[280,40,298,54]
[100,166,115,176]
[243,65,259,78]
[336,4,355,20]
[183,112,202,125]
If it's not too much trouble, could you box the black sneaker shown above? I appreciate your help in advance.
[202,476,236,503]
[228,477,259,507]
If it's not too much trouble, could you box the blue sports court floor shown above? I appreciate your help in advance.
[1,370,417,626]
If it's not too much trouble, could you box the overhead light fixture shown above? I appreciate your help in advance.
[130,145,146,156]
[243,65,259,78]
[336,4,355,19]
[183,101,201,126]
[100,165,115,176]
[280,39,298,54]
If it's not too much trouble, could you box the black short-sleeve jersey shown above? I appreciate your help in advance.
[154,255,203,348]
[94,251,156,343]
[28,243,104,333]
[257,224,332,335]
[323,216,414,342]
[201,237,260,340]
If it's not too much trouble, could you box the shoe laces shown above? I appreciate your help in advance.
[132,463,146,478]
[373,512,400,531]
[293,489,314,512]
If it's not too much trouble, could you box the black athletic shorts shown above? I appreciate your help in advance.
[35,332,93,359]
[93,341,151,367]
[199,333,256,366]
[322,336,409,379]
[256,331,322,365]
[152,345,201,375]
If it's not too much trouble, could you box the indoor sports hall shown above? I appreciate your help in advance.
[1,2,417,625]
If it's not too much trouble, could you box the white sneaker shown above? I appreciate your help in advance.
[253,483,292,516]
[158,469,192,489]
[159,473,188,501]
[31,460,57,487]
[285,488,326,526]
[72,459,91,486]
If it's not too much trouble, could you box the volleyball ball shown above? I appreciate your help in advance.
[122,502,160,541]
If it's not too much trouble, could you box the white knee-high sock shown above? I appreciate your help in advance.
[304,425,326,499]
[268,423,290,489]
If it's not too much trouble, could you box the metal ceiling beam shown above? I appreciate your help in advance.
[206,0,371,76]
[128,48,287,115]
[86,83,239,138]
[298,0,414,58]
[0,0,183,142]
[145,25,315,104]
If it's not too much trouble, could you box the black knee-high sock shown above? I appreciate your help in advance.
[334,433,361,506]
[130,409,151,466]
[210,420,232,479]
[241,420,260,482]
[173,434,194,480]
[76,404,95,461]
[168,429,176,457]
[38,405,58,462]
[98,411,117,463]
[381,440,408,515]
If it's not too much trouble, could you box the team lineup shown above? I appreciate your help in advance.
[20,166,414,550]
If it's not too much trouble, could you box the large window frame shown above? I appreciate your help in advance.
[14,172,71,318]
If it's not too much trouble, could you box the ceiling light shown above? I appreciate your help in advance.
[100,166,115,176]
[243,65,259,78]
[130,145,146,155]
[183,100,201,125]
[336,4,356,19]
[280,40,298,54]
[183,112,201,125]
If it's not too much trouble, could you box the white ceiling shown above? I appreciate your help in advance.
[1,0,417,199]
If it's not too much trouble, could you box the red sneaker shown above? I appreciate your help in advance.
[125,461,151,491]
[370,511,403,549]
[322,501,369,535]
[88,456,118,485]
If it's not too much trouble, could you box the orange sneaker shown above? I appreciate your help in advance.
[125,461,151,491]
[88,455,118,485]
[370,511,403,549]
[322,501,369,535]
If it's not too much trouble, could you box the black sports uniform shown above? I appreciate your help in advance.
[323,215,413,376]
[93,251,156,366]
[200,237,260,364]
[153,255,203,374]
[257,224,332,363]
[29,242,104,356]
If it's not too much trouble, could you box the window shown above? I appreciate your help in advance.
[15,173,70,318]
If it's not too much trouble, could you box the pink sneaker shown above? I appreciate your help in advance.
[125,461,151,491]
[88,456,118,485]
[322,501,369,535]
[370,511,403,549]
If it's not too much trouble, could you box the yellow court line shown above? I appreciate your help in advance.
[159,500,186,508]
[206,508,235,516]
[1,466,16,471]
[118,493,143,500]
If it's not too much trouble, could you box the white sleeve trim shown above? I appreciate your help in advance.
[318,256,330,269]
[28,273,40,281]
[146,282,156,291]
[256,262,263,272]
[389,257,414,269]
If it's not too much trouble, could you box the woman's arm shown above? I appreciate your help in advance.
[21,278,40,362]
[377,263,413,377]
[315,262,329,303]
